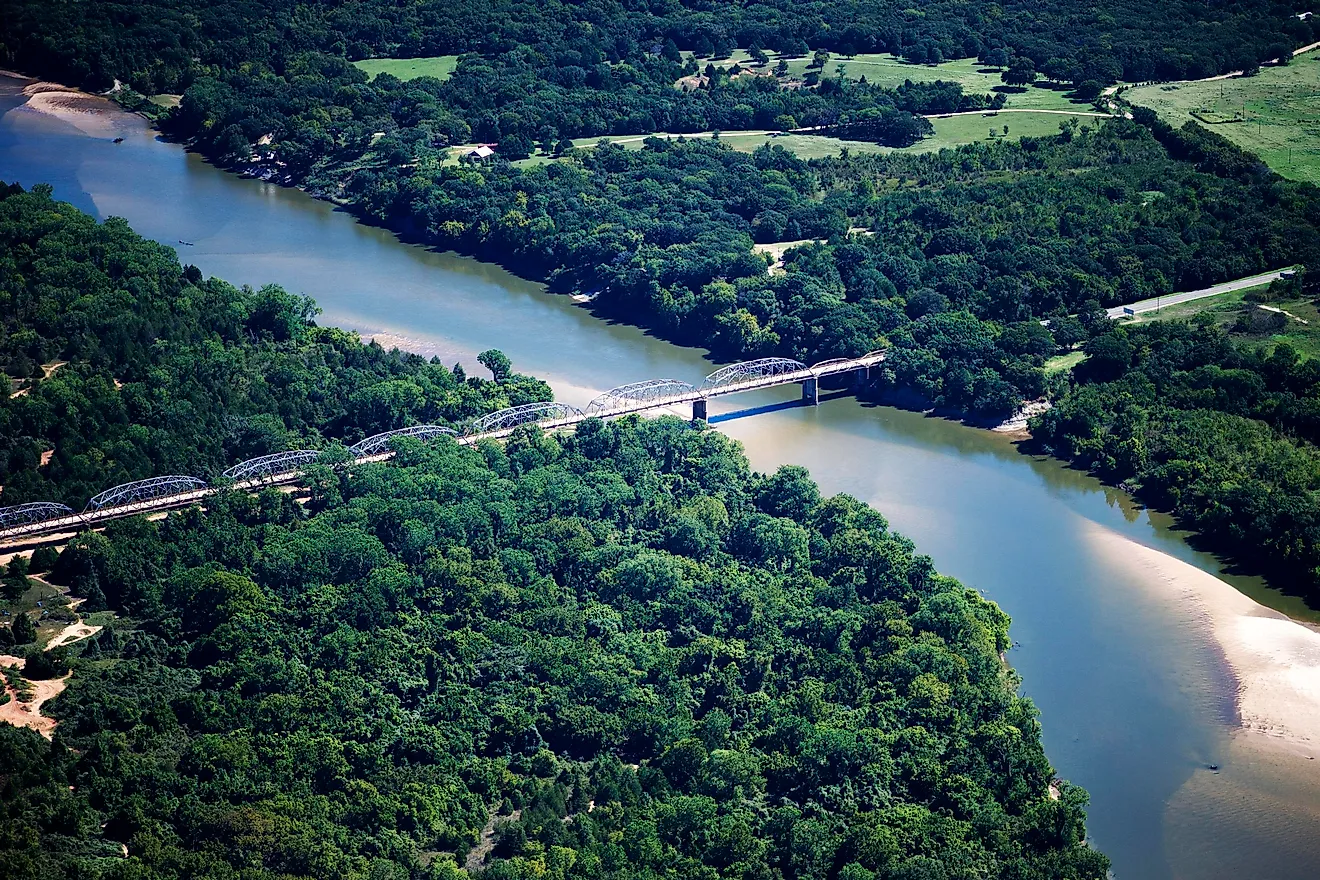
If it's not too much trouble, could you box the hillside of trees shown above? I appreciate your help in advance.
[327,117,1318,417]
[6,3,1320,428]
[0,182,550,508]
[2,0,1314,96]
[0,190,1107,879]
[1032,314,1320,607]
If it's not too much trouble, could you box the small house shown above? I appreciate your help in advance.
[461,145,496,161]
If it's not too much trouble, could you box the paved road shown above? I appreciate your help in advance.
[1107,269,1292,319]
[926,108,1113,119]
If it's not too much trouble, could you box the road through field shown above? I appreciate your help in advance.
[1106,269,1292,318]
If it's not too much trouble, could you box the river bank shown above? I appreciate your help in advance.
[3,76,119,136]
[7,71,1320,877]
[1086,522,1320,878]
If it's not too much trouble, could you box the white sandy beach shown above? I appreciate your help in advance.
[3,74,121,136]
[1088,522,1320,751]
[1086,522,1320,879]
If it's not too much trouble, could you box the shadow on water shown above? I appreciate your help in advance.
[709,390,852,424]
[6,79,1320,879]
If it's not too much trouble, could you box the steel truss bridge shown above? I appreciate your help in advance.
[0,351,884,543]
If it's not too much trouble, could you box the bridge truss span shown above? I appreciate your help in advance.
[587,379,696,413]
[468,402,583,435]
[809,357,856,375]
[1,348,892,545]
[350,425,457,457]
[0,502,76,538]
[704,358,808,389]
[86,476,208,511]
[223,450,322,481]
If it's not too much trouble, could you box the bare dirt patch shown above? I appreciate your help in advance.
[0,653,69,740]
[46,621,102,649]
[0,581,103,739]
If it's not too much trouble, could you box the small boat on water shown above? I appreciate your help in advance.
[112,137,124,143]
[177,240,194,246]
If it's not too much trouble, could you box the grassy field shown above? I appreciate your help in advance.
[545,111,1099,163]
[353,55,460,82]
[1116,282,1320,360]
[1043,351,1087,374]
[687,50,1090,112]
[420,49,1104,168]
[907,111,1100,152]
[562,130,896,159]
[1258,300,1320,359]
[1125,53,1320,185]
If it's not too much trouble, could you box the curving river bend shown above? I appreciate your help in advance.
[3,76,1319,880]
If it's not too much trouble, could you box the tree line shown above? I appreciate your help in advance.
[0,184,1107,880]
[0,182,550,509]
[2,0,1314,96]
[9,0,1320,430]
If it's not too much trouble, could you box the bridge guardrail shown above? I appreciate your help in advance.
[0,352,886,542]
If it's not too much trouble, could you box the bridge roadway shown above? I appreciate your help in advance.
[0,352,885,544]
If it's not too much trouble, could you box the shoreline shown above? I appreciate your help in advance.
[8,67,1320,635]
[1086,521,1320,877]
[1087,521,1320,750]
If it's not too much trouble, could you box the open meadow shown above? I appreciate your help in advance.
[1126,53,1320,184]
[352,55,460,82]
[499,110,1105,166]
[365,49,1103,165]
[688,50,1092,112]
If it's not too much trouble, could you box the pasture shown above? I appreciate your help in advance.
[353,55,460,82]
[1126,53,1320,185]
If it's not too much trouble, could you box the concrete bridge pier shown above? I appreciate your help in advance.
[692,398,708,421]
[854,366,870,388]
[802,378,819,405]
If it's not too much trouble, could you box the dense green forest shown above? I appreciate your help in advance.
[7,1,1320,425]
[0,183,550,508]
[335,118,1320,416]
[2,0,1313,94]
[2,419,1108,880]
[1032,310,1320,606]
[0,190,1106,879]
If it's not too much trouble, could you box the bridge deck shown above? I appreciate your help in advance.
[0,353,885,543]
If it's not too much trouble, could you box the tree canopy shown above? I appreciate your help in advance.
[3,414,1108,880]
[0,183,548,507]
[0,170,1113,880]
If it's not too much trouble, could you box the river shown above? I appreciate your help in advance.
[3,76,1319,879]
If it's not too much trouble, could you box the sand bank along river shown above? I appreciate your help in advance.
[3,73,1319,879]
